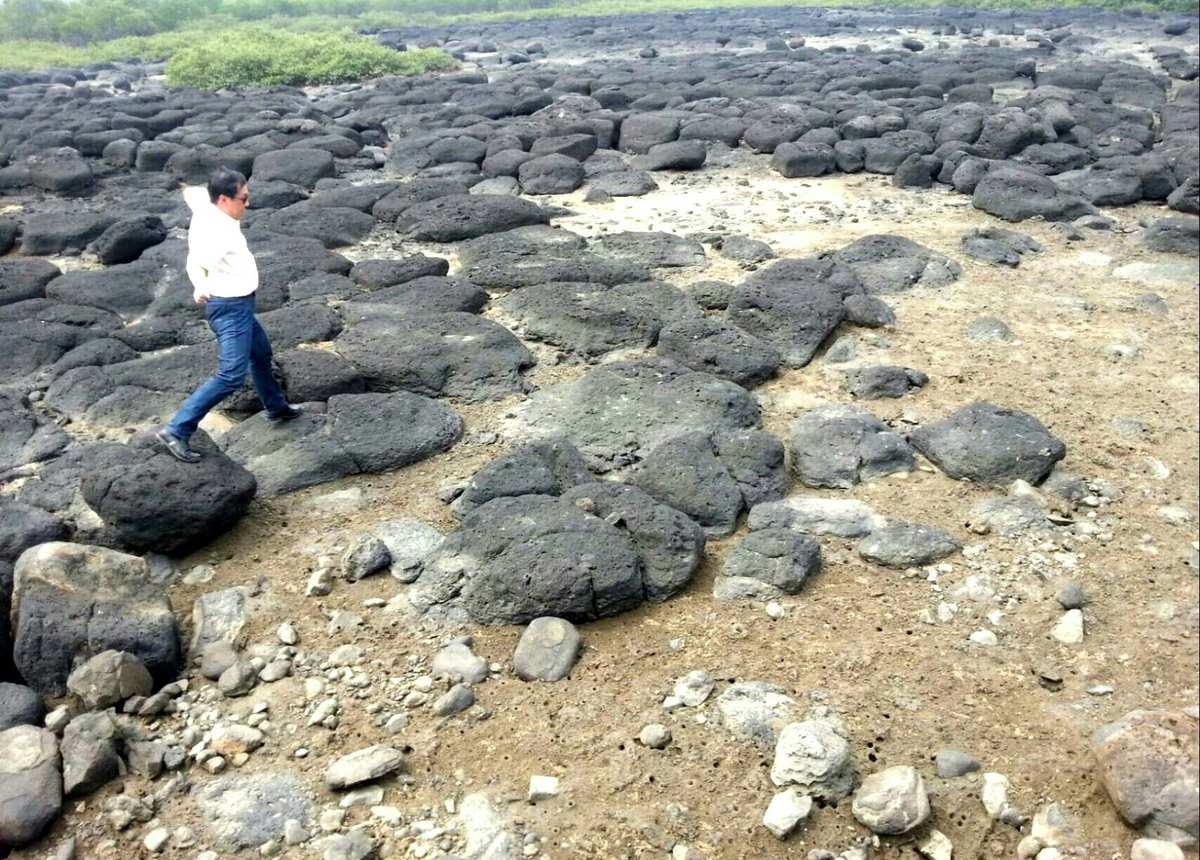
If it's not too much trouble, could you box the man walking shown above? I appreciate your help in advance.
[157,167,300,463]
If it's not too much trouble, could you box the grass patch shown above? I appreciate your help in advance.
[164,28,457,88]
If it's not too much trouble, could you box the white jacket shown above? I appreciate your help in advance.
[183,186,258,300]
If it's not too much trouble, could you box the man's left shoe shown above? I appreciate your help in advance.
[266,404,304,422]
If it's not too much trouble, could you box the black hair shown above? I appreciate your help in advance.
[207,167,247,203]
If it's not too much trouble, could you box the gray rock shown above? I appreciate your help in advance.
[845,365,928,400]
[843,294,896,328]
[190,587,250,654]
[396,194,548,242]
[851,766,931,835]
[326,746,406,790]
[935,748,981,778]
[789,405,914,489]
[826,234,961,294]
[411,495,644,625]
[715,681,800,747]
[373,519,443,583]
[342,536,391,582]
[0,726,62,848]
[639,723,672,749]
[322,828,377,860]
[432,684,475,716]
[451,437,591,518]
[512,617,582,682]
[857,521,961,568]
[592,231,707,268]
[194,772,312,851]
[61,711,121,796]
[909,401,1066,486]
[431,643,489,684]
[334,311,532,401]
[966,316,1014,342]
[589,170,658,197]
[1057,582,1089,610]
[656,316,782,387]
[1091,709,1198,844]
[966,495,1050,535]
[674,670,715,707]
[222,392,463,496]
[65,650,153,710]
[217,660,258,697]
[961,227,1043,267]
[11,542,180,696]
[727,277,845,368]
[80,431,256,555]
[0,684,44,731]
[749,497,884,538]
[200,641,239,681]
[1142,217,1199,256]
[560,482,704,602]
[513,358,760,473]
[719,529,821,597]
[771,720,856,800]
[497,280,701,358]
[763,788,813,839]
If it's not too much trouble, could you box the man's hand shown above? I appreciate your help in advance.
[194,292,209,304]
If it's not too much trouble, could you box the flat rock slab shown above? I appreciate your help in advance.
[512,357,761,472]
[789,404,914,488]
[591,231,707,267]
[0,391,70,472]
[495,280,701,357]
[221,392,463,496]
[656,316,782,388]
[194,772,312,851]
[825,234,962,294]
[410,491,699,625]
[909,401,1066,486]
[396,194,548,241]
[11,542,180,696]
[334,310,532,401]
[727,277,846,368]
[856,521,961,568]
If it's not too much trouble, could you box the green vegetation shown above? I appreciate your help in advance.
[0,0,1192,78]
[164,29,456,87]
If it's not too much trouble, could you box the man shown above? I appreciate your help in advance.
[156,167,301,463]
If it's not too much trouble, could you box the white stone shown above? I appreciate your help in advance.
[761,788,812,838]
[969,629,998,646]
[981,772,1010,819]
[527,775,560,803]
[916,828,953,860]
[673,670,715,707]
[1131,839,1186,860]
[851,765,931,835]
[1051,609,1084,645]
[143,827,170,852]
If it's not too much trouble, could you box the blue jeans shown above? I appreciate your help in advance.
[165,295,288,440]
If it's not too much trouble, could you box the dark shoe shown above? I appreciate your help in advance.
[156,428,201,463]
[266,404,304,422]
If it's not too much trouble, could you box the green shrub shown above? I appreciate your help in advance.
[163,28,456,88]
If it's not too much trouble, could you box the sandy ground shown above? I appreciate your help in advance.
[33,159,1197,860]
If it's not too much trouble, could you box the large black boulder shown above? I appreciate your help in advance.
[80,431,256,555]
[10,541,180,695]
[90,215,167,265]
[909,401,1066,486]
[396,194,549,241]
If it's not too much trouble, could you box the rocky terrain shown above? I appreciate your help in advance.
[1,4,1199,860]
